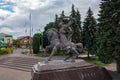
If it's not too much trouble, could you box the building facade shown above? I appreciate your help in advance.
[0,33,13,48]
[18,36,32,48]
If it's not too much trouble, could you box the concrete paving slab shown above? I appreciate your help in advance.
[0,67,31,80]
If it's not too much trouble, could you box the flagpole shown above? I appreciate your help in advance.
[29,13,32,55]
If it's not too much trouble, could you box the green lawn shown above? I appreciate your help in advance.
[82,56,108,66]
[37,51,67,57]
[37,52,43,57]
[37,51,109,67]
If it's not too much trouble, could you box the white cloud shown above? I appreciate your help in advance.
[4,0,50,10]
[0,9,12,25]
[0,9,12,19]
[0,27,15,33]
[71,0,101,21]
[0,0,101,38]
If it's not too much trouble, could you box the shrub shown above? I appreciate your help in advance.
[32,33,41,54]
[0,48,13,55]
[0,49,7,55]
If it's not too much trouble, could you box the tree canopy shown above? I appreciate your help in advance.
[43,22,55,48]
[82,8,97,57]
[97,0,120,72]
[32,33,41,54]
[71,4,82,43]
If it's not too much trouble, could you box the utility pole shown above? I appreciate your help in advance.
[29,13,32,55]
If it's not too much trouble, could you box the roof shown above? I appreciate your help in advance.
[18,36,31,40]
[5,35,12,37]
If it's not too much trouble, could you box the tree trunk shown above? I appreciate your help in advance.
[116,59,120,73]
[87,51,90,58]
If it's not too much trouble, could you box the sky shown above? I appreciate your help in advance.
[0,0,101,39]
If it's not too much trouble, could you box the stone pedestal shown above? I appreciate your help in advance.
[31,60,112,80]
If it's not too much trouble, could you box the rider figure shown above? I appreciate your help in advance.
[58,16,74,42]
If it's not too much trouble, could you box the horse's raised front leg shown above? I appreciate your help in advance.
[45,46,57,63]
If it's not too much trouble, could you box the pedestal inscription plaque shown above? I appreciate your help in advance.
[31,60,112,80]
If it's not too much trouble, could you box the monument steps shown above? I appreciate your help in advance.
[0,57,45,72]
[2,61,36,66]
[2,58,42,64]
[0,64,31,72]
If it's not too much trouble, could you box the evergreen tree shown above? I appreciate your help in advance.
[75,9,82,42]
[54,14,59,30]
[70,4,76,42]
[61,10,65,16]
[97,0,120,73]
[76,9,82,31]
[32,33,41,54]
[60,10,69,24]
[82,8,97,57]
[71,4,76,18]
[70,4,82,43]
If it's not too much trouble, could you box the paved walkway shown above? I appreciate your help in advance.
[0,49,67,80]
[0,49,32,80]
[105,63,116,71]
[0,67,31,80]
[0,49,120,80]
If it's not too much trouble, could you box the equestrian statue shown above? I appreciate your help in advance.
[45,15,83,63]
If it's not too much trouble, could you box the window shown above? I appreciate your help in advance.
[7,39,10,43]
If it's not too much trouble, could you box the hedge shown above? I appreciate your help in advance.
[0,48,13,55]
